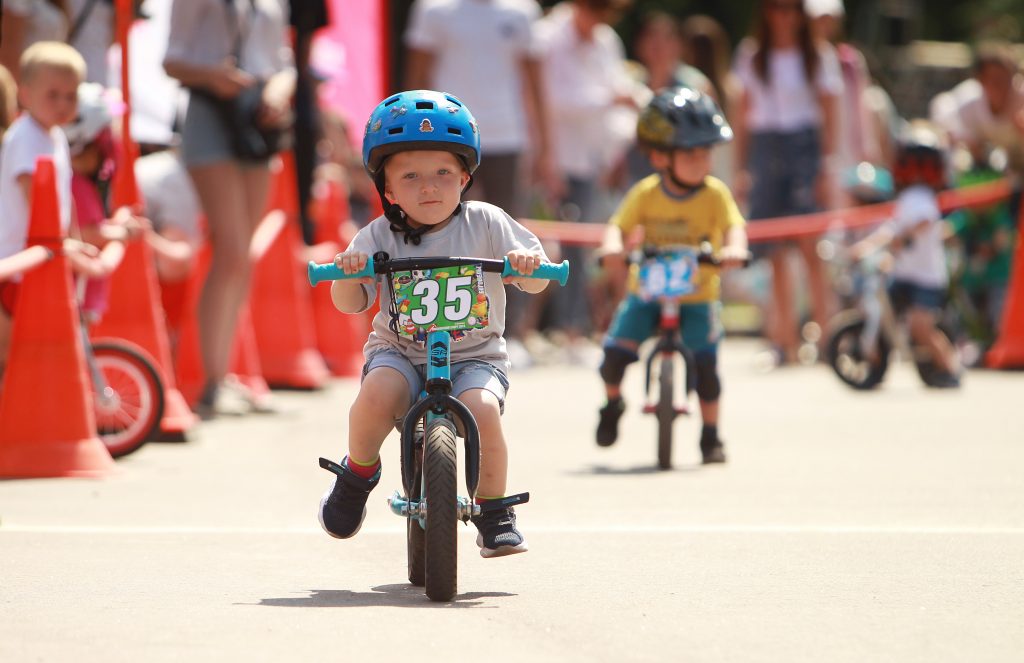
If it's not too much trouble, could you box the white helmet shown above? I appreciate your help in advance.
[63,82,113,156]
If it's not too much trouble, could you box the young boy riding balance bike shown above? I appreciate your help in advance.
[596,87,748,464]
[318,90,552,558]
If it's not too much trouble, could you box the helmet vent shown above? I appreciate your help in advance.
[388,127,404,135]
[447,127,462,135]
[415,101,435,110]
[445,96,462,106]
[383,96,401,106]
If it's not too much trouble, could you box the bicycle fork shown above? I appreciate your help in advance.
[642,301,694,417]
[387,331,528,526]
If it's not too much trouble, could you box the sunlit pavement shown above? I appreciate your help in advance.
[2,338,1022,662]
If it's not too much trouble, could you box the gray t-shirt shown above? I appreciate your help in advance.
[348,201,548,372]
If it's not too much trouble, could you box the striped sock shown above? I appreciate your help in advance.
[345,455,380,479]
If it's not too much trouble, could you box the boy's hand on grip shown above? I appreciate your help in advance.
[503,249,544,283]
[334,250,373,284]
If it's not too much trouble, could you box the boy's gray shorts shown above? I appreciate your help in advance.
[362,348,510,414]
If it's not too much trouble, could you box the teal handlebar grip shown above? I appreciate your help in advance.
[501,258,570,286]
[307,256,376,286]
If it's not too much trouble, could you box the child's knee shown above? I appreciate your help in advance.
[599,343,638,385]
[694,352,721,402]
[356,368,410,415]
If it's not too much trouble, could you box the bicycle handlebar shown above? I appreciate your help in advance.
[308,254,570,287]
[630,244,751,269]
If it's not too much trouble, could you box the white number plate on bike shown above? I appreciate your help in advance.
[391,264,490,338]
[637,249,698,300]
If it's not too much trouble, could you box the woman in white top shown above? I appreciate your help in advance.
[731,0,841,365]
[163,0,295,417]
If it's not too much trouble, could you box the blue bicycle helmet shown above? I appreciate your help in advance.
[362,90,481,177]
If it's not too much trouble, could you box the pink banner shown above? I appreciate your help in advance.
[312,0,387,151]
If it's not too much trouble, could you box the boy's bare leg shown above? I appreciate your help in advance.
[347,367,410,464]
[908,308,958,374]
[458,388,507,497]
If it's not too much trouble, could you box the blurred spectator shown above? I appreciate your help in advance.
[62,82,132,325]
[67,0,114,85]
[933,41,1024,182]
[404,0,556,218]
[0,64,18,139]
[0,43,101,378]
[731,0,841,365]
[163,0,295,419]
[806,0,882,206]
[0,1,70,82]
[404,0,557,361]
[947,168,1015,353]
[115,0,201,284]
[536,0,639,350]
[680,14,740,185]
[622,10,713,185]
[289,0,329,245]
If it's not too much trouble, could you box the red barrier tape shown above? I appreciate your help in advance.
[520,179,1014,247]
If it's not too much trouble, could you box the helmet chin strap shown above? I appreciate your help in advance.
[374,174,475,245]
[665,168,705,198]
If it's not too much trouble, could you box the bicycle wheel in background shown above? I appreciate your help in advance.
[91,341,164,458]
[827,318,890,390]
[656,354,675,470]
[423,418,458,602]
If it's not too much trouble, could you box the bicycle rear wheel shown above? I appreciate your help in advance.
[656,355,675,470]
[423,418,458,602]
[91,342,164,458]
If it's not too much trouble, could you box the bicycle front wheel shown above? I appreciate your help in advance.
[91,342,164,458]
[423,418,458,602]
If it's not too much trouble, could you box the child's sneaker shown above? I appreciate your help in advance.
[318,458,380,539]
[700,433,727,464]
[472,507,528,558]
[596,399,625,447]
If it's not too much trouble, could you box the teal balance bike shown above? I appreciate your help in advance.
[309,252,568,601]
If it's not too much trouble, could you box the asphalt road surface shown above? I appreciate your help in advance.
[2,339,1022,662]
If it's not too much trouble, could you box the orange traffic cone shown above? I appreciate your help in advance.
[250,209,329,388]
[90,238,197,436]
[0,158,115,477]
[986,204,1024,368]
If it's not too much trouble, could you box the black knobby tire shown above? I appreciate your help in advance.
[423,418,458,602]
[826,319,890,390]
[656,355,675,470]
[406,422,426,587]
[90,342,164,458]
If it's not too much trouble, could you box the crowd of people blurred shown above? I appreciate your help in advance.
[0,0,1020,420]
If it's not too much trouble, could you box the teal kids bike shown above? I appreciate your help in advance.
[309,252,568,601]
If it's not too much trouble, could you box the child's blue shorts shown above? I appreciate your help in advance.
[605,297,722,354]
[362,347,510,414]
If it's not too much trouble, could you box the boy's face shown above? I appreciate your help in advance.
[383,150,470,229]
[651,147,712,188]
[18,67,79,130]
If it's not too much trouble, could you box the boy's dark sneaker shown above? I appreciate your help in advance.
[700,436,727,464]
[318,458,380,539]
[472,507,528,558]
[596,399,625,447]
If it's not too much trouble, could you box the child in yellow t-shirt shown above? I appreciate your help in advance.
[597,87,748,463]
